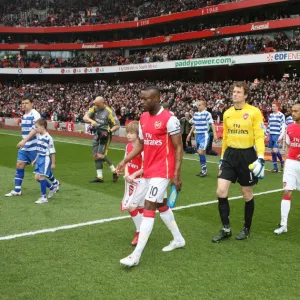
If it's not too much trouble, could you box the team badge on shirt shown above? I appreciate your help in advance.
[129,184,134,196]
[243,113,249,120]
[155,121,162,129]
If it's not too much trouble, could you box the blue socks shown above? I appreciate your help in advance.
[200,154,207,173]
[37,179,54,195]
[39,180,47,197]
[272,152,284,169]
[48,172,58,185]
[14,168,25,193]
[46,180,54,190]
[272,152,278,170]
[277,152,284,165]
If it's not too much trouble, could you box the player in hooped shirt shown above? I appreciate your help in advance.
[265,102,286,172]
[5,96,60,197]
[117,87,185,267]
[5,96,41,197]
[32,119,59,204]
[274,103,300,234]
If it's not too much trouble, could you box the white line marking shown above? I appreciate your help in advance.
[0,132,123,151]
[0,131,216,161]
[184,156,275,172]
[0,131,277,171]
[0,188,283,241]
[0,216,130,241]
[172,188,283,210]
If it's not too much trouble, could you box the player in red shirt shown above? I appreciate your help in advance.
[121,121,144,246]
[117,86,185,267]
[274,103,300,234]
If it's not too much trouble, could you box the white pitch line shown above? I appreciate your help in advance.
[0,188,283,241]
[183,156,276,172]
[172,188,283,211]
[0,131,277,171]
[0,131,124,151]
[0,132,218,163]
[0,216,130,241]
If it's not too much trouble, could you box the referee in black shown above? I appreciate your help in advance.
[212,82,265,242]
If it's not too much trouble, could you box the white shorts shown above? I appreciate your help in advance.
[121,177,169,210]
[145,178,169,204]
[283,159,300,191]
[121,178,147,210]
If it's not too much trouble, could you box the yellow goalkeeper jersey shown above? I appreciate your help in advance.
[221,103,265,158]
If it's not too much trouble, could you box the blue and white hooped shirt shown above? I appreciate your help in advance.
[36,133,56,156]
[21,109,41,152]
[191,110,214,134]
[286,115,294,126]
[266,111,285,136]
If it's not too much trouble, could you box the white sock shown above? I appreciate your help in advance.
[109,165,116,173]
[96,169,103,178]
[132,212,155,258]
[159,207,184,242]
[129,209,142,232]
[281,199,291,226]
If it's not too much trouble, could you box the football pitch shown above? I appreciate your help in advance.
[0,129,299,300]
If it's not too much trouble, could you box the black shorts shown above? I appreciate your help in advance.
[218,147,258,186]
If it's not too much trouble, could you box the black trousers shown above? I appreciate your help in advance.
[206,133,213,152]
[182,133,192,150]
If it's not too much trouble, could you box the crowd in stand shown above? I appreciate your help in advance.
[0,78,299,124]
[0,9,292,44]
[0,0,239,27]
[1,32,299,69]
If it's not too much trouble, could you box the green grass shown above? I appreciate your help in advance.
[0,129,299,300]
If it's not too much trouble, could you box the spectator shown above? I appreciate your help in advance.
[180,112,193,150]
[0,78,299,124]
[1,31,299,68]
[0,0,241,27]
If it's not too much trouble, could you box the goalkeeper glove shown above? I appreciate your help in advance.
[97,130,109,143]
[249,158,265,179]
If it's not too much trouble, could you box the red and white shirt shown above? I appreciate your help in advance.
[125,142,143,178]
[286,123,300,161]
[139,107,181,179]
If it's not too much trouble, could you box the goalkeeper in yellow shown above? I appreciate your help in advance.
[212,82,265,242]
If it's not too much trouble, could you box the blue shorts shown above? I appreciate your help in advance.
[268,134,280,149]
[17,150,37,165]
[34,156,52,177]
[196,132,209,150]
